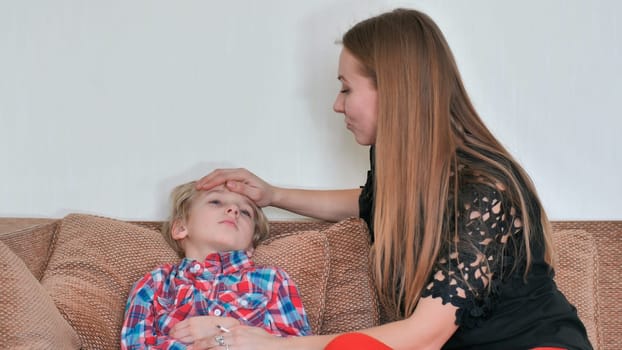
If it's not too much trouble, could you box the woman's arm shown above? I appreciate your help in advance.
[196,168,361,222]
[192,296,458,350]
[283,296,457,350]
[270,187,360,222]
[353,297,458,350]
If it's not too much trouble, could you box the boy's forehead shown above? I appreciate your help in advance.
[202,185,254,206]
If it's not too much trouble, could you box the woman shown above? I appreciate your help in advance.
[180,8,591,350]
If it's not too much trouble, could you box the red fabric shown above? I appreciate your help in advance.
[324,332,392,350]
[324,335,567,350]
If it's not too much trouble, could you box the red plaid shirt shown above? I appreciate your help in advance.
[121,250,311,349]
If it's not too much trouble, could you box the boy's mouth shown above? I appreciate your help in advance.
[219,219,237,229]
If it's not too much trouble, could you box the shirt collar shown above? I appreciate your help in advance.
[179,250,254,275]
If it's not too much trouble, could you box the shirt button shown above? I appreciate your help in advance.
[190,263,200,273]
[240,300,249,307]
[214,309,222,316]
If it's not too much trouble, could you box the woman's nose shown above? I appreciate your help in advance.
[333,94,344,113]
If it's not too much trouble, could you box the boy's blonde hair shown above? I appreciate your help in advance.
[161,181,270,258]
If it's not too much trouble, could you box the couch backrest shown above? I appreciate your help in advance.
[1,218,621,349]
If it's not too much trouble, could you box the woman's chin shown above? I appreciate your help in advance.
[353,135,374,146]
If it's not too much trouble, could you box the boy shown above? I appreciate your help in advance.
[121,181,311,349]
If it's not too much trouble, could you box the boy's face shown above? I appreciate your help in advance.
[176,185,257,258]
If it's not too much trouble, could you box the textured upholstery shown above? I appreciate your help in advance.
[0,240,81,349]
[0,220,58,280]
[551,229,598,348]
[40,214,180,349]
[551,222,622,350]
[255,218,379,334]
[0,217,620,349]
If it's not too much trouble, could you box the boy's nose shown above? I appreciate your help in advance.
[226,206,239,217]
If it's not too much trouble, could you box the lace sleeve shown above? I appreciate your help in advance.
[421,183,523,328]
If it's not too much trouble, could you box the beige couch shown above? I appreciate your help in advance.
[0,215,620,349]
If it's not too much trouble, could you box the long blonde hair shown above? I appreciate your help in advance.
[342,8,554,319]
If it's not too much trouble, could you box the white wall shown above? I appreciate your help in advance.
[1,0,620,221]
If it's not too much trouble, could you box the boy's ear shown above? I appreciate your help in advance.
[171,219,189,240]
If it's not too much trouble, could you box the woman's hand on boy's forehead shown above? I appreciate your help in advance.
[196,168,274,207]
[196,168,249,191]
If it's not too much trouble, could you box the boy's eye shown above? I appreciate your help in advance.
[340,88,350,93]
[208,199,221,205]
[241,209,252,218]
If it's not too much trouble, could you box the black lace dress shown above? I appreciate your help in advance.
[358,147,592,350]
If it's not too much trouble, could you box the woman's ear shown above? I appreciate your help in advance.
[171,219,188,241]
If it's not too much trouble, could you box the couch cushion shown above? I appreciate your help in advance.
[314,218,380,334]
[551,228,598,348]
[0,240,81,349]
[0,219,59,280]
[253,229,329,333]
[41,214,179,349]
[590,222,622,350]
[255,217,380,334]
[552,221,622,350]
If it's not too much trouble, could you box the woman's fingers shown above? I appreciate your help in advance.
[224,180,268,206]
[191,334,232,350]
[170,319,201,344]
[170,324,194,343]
[196,168,274,207]
[196,168,248,190]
